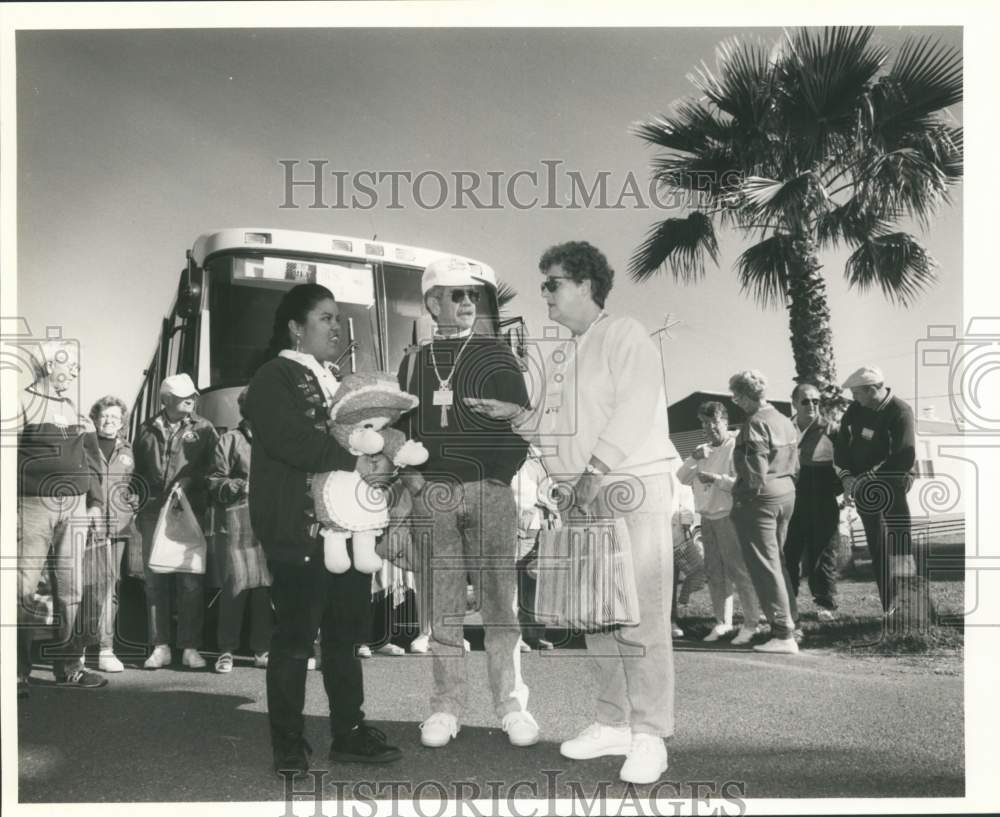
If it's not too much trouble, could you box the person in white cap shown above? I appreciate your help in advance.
[395,255,539,750]
[833,366,922,621]
[131,372,219,670]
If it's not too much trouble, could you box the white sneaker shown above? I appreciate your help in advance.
[463,639,471,653]
[518,638,531,653]
[98,650,125,673]
[420,712,460,748]
[817,609,837,622]
[730,626,759,647]
[671,623,684,639]
[753,637,799,654]
[376,643,405,656]
[307,656,319,670]
[410,634,431,654]
[254,652,269,669]
[357,645,373,659]
[560,722,631,760]
[702,623,733,643]
[214,652,234,674]
[502,711,540,747]
[143,645,172,669]
[619,733,668,784]
[182,648,207,669]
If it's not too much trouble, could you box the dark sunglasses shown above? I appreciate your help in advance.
[449,288,481,304]
[540,276,573,293]
[800,398,821,405]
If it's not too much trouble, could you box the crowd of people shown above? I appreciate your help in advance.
[16,240,921,786]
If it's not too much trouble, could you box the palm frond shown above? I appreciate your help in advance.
[739,172,826,227]
[692,36,777,128]
[631,101,731,154]
[735,234,792,308]
[816,196,895,248]
[844,233,937,305]
[495,281,518,314]
[882,35,962,121]
[629,212,719,283]
[857,139,954,229]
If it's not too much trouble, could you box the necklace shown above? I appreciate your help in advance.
[429,332,476,427]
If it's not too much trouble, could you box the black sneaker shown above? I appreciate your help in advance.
[329,723,402,764]
[272,735,312,776]
[55,667,108,688]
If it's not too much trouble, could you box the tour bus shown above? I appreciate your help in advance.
[129,228,524,437]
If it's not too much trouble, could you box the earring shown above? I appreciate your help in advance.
[294,334,302,352]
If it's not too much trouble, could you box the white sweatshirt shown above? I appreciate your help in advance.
[676,435,737,519]
[517,314,677,479]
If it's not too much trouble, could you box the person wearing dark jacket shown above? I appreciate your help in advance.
[207,387,274,675]
[396,256,537,751]
[17,341,108,694]
[132,373,219,671]
[783,383,842,619]
[88,395,138,673]
[834,366,921,619]
[246,283,401,776]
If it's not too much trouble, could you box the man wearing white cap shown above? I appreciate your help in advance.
[395,256,539,750]
[833,366,920,620]
[132,373,219,669]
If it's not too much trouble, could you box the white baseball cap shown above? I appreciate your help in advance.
[841,366,885,389]
[421,256,493,296]
[160,373,199,399]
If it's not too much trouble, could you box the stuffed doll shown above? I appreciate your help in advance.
[311,372,428,574]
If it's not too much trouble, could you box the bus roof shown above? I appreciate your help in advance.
[191,228,497,287]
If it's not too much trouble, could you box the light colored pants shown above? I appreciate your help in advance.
[587,472,675,738]
[17,495,90,677]
[411,478,526,721]
[700,515,761,627]
[97,538,126,651]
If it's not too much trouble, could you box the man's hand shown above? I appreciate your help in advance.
[86,506,107,541]
[697,471,719,485]
[692,443,710,461]
[463,397,526,423]
[842,475,858,505]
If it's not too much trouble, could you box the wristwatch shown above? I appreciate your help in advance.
[584,463,604,477]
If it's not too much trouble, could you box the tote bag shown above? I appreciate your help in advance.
[221,501,272,595]
[147,484,208,575]
[534,516,640,632]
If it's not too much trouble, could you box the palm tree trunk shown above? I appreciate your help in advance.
[786,234,840,403]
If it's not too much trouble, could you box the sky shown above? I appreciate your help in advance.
[11,23,965,418]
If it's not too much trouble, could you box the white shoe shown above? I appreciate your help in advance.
[518,638,531,653]
[817,609,837,622]
[376,643,405,656]
[560,722,631,760]
[182,648,207,669]
[502,711,540,747]
[730,626,759,647]
[702,623,733,643]
[619,733,668,784]
[753,637,799,654]
[671,623,684,639]
[214,652,234,674]
[463,639,471,653]
[254,652,269,668]
[420,712,460,748]
[307,657,319,670]
[98,650,124,673]
[357,645,373,659]
[143,645,172,669]
[410,634,431,654]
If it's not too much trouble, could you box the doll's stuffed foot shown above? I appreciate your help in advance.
[352,531,383,574]
[323,533,352,574]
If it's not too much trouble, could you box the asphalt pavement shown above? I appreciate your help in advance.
[16,641,963,804]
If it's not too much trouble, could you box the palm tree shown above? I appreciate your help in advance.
[630,27,962,403]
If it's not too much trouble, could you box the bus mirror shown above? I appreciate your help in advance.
[177,256,204,319]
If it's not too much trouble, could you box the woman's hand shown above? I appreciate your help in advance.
[463,398,525,422]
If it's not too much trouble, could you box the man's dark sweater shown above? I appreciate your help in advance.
[834,390,916,483]
[397,335,530,485]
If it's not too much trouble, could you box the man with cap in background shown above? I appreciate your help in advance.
[132,373,219,669]
[394,255,540,750]
[834,366,927,626]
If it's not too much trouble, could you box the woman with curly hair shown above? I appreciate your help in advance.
[728,370,801,654]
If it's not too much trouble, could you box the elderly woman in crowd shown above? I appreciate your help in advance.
[677,401,761,646]
[466,241,676,785]
[728,370,801,654]
[88,395,138,673]
[245,283,401,775]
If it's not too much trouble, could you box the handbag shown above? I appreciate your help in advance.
[147,483,208,574]
[534,515,641,632]
[222,501,272,595]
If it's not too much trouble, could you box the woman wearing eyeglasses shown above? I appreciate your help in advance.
[783,383,842,621]
[466,241,677,785]
[728,370,801,655]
